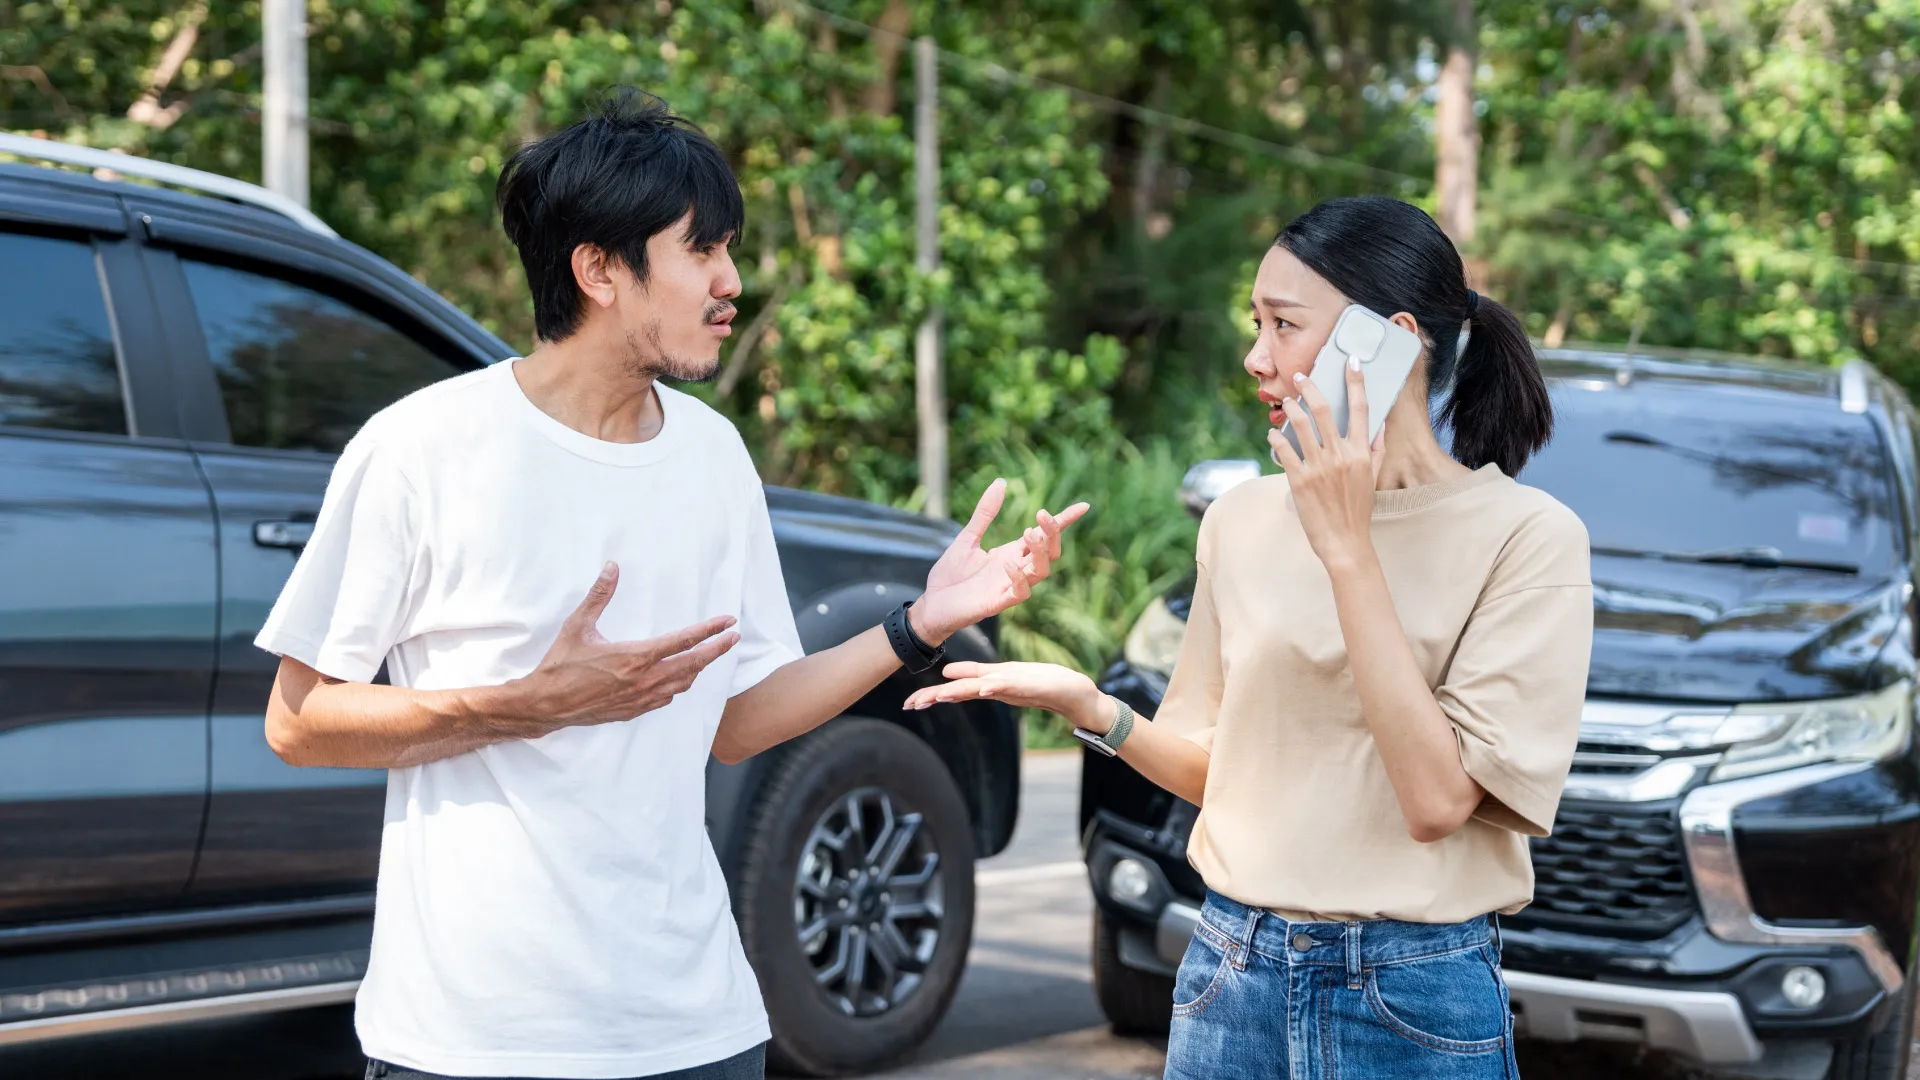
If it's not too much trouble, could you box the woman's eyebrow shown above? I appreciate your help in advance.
[1257,295,1309,310]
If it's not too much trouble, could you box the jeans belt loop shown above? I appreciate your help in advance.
[1490,912,1504,959]
[1345,921,1363,989]
[1234,906,1260,970]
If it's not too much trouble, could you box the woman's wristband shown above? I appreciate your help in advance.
[1072,696,1134,757]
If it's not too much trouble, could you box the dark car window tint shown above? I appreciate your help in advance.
[182,260,462,454]
[0,232,126,434]
[1524,380,1900,575]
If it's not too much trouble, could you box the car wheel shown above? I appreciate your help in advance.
[1093,909,1174,1035]
[1827,989,1912,1080]
[736,718,976,1077]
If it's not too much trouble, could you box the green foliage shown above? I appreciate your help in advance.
[957,433,1200,745]
[9,1,1920,752]
[1476,0,1920,380]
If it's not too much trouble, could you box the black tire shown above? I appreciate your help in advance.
[1828,990,1912,1080]
[1093,909,1174,1036]
[736,718,976,1077]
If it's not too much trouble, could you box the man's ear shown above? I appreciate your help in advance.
[571,244,620,311]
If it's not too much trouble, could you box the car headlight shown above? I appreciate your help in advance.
[1709,681,1912,782]
[1123,595,1187,680]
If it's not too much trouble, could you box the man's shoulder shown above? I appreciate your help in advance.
[360,365,501,440]
[659,385,754,460]
[659,384,739,433]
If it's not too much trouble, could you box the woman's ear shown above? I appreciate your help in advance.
[1388,311,1421,339]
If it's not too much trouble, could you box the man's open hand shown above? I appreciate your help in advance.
[911,479,1090,644]
[504,562,740,739]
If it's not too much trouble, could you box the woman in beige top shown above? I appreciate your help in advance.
[906,196,1593,1079]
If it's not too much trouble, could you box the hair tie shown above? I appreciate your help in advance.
[1465,289,1481,318]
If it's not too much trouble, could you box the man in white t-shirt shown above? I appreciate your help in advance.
[256,89,1087,1080]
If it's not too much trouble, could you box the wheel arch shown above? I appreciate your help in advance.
[706,580,1022,884]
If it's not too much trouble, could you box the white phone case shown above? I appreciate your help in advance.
[1276,304,1424,462]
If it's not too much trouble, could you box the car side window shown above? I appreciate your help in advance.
[0,230,127,435]
[181,259,465,454]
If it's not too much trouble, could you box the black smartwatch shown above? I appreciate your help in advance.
[884,600,947,675]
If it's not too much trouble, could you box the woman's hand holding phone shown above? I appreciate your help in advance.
[1267,356,1386,574]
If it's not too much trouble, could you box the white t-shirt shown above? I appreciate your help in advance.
[255,358,804,1078]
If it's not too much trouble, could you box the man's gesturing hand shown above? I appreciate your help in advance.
[503,562,741,740]
[912,480,1091,645]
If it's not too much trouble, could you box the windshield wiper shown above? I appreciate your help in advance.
[1592,545,1860,575]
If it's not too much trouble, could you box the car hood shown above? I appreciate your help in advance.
[764,485,960,562]
[1587,553,1909,702]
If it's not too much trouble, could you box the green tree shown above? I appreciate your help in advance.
[1476,0,1920,380]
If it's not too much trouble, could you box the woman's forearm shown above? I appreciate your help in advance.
[1324,550,1484,841]
[1069,695,1211,807]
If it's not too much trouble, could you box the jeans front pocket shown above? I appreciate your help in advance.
[1362,944,1509,1055]
[1169,919,1235,1019]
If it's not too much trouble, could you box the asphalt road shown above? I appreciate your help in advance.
[0,750,1901,1080]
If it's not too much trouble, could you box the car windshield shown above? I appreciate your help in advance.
[1519,378,1901,576]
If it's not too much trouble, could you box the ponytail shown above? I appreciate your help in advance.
[1274,196,1555,477]
[1439,296,1552,476]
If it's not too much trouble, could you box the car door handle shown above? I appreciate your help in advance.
[254,520,315,550]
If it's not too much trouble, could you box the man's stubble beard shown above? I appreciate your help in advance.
[622,320,719,385]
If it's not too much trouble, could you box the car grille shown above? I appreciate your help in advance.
[1519,801,1695,936]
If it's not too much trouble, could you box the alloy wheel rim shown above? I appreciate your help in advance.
[793,785,944,1017]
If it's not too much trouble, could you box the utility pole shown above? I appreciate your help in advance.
[913,35,947,521]
[262,0,309,207]
[1434,0,1477,256]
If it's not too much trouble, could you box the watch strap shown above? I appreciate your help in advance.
[1103,698,1135,753]
[884,601,945,675]
[1073,697,1133,756]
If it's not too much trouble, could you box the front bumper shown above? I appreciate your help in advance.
[1504,969,1760,1064]
[1087,752,1916,1067]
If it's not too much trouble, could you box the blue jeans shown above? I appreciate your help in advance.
[1166,891,1518,1080]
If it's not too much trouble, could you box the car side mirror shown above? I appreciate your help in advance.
[1178,459,1262,520]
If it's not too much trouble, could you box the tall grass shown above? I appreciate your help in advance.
[955,434,1204,746]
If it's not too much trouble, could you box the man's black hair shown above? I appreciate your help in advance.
[496,88,745,343]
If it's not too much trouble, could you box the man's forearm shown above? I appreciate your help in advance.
[715,624,910,763]
[266,658,521,770]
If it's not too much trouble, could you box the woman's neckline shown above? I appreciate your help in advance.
[1370,463,1504,516]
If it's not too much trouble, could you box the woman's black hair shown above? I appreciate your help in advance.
[496,88,744,343]
[1274,196,1552,476]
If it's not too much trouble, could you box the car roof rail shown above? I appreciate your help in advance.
[1839,358,1871,414]
[0,132,337,238]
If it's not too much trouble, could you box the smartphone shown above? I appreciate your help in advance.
[1275,304,1424,463]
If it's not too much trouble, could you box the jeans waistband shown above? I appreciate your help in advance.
[1195,890,1492,973]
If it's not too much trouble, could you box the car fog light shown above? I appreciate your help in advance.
[1781,966,1826,1009]
[1108,858,1153,904]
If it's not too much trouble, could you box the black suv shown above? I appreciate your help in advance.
[0,137,1018,1077]
[1087,346,1920,1080]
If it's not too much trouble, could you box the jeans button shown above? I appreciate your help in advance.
[1291,932,1314,952]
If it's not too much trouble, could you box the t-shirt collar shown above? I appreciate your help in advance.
[498,357,682,467]
[1370,462,1505,517]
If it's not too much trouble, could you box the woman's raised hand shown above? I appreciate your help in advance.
[1266,356,1386,572]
